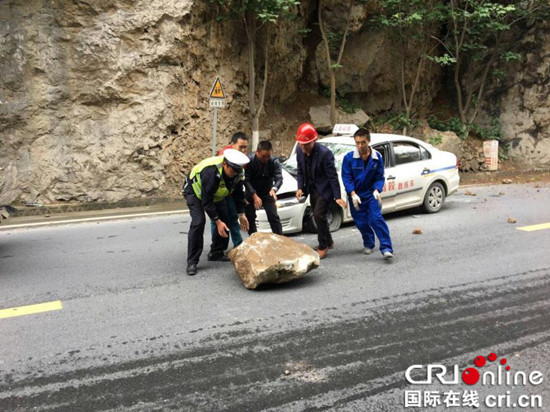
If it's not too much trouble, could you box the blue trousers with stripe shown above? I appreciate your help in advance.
[350,195,393,254]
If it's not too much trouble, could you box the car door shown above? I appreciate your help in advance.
[390,141,433,210]
[371,143,397,213]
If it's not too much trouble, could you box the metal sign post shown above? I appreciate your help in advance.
[212,107,218,156]
[209,77,226,156]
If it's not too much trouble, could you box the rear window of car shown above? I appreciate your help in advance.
[393,141,430,165]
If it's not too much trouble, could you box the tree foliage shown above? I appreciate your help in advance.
[433,0,549,125]
[372,0,445,134]
[210,0,299,149]
[318,0,361,127]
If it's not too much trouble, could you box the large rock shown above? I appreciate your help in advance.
[422,126,464,159]
[228,232,320,290]
[309,105,370,133]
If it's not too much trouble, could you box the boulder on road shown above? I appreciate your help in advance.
[228,233,320,290]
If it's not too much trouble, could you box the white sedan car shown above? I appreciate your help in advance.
[256,127,460,234]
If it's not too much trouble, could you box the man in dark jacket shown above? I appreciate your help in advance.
[245,140,283,235]
[183,149,250,276]
[295,123,347,259]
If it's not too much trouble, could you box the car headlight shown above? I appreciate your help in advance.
[276,196,306,209]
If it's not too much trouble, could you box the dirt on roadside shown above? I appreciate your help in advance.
[459,158,550,186]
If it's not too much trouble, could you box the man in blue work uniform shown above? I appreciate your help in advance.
[295,123,347,259]
[341,128,394,260]
[183,149,250,276]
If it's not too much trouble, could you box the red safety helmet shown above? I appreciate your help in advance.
[295,123,318,144]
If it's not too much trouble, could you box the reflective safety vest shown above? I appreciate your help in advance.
[189,156,244,202]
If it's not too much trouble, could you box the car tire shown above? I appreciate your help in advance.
[304,204,343,233]
[423,181,446,213]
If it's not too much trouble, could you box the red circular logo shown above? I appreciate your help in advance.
[474,356,486,367]
[462,368,480,385]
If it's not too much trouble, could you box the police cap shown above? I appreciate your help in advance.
[223,148,249,173]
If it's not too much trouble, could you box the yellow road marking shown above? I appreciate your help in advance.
[0,300,63,319]
[517,222,550,232]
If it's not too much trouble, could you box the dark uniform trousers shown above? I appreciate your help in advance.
[245,195,283,235]
[184,189,230,265]
[310,188,333,250]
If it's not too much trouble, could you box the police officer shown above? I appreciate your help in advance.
[244,140,283,235]
[183,149,250,276]
[295,123,347,259]
[341,128,394,259]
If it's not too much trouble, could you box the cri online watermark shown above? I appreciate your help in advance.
[404,352,544,409]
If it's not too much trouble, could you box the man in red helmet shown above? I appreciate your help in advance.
[295,123,347,259]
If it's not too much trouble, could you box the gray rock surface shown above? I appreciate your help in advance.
[228,232,320,290]
[309,105,370,132]
[0,1,548,206]
[0,0,307,205]
[495,23,550,168]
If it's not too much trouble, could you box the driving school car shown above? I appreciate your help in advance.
[256,124,460,234]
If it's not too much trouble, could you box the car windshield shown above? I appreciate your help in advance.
[281,142,354,177]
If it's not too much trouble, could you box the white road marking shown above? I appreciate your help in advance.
[0,210,189,230]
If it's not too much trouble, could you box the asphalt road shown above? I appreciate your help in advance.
[0,183,549,411]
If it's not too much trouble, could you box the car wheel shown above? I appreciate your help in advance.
[423,181,446,213]
[304,204,343,233]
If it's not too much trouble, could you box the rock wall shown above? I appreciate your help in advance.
[1,1,548,205]
[487,21,550,169]
[310,0,442,114]
[0,0,307,205]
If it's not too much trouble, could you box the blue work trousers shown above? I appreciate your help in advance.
[210,195,242,248]
[350,195,393,254]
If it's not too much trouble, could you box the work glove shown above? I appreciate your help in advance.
[351,194,362,211]
[373,190,382,207]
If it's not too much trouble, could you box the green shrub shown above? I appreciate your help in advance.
[428,115,470,139]
[429,135,443,146]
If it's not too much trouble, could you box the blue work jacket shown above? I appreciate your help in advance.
[341,148,385,199]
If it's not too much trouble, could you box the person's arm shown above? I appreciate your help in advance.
[244,159,256,197]
[233,178,249,231]
[373,151,386,193]
[233,178,246,214]
[245,158,263,208]
[341,153,355,196]
[324,150,342,200]
[296,148,304,191]
[272,158,283,192]
[199,166,221,221]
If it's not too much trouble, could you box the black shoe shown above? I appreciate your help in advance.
[207,253,230,262]
[186,263,198,276]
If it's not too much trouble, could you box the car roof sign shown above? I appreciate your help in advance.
[332,124,359,135]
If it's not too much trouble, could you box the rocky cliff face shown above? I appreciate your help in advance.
[0,0,307,204]
[0,1,548,205]
[487,21,550,169]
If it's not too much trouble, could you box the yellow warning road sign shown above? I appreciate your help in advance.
[209,77,226,99]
